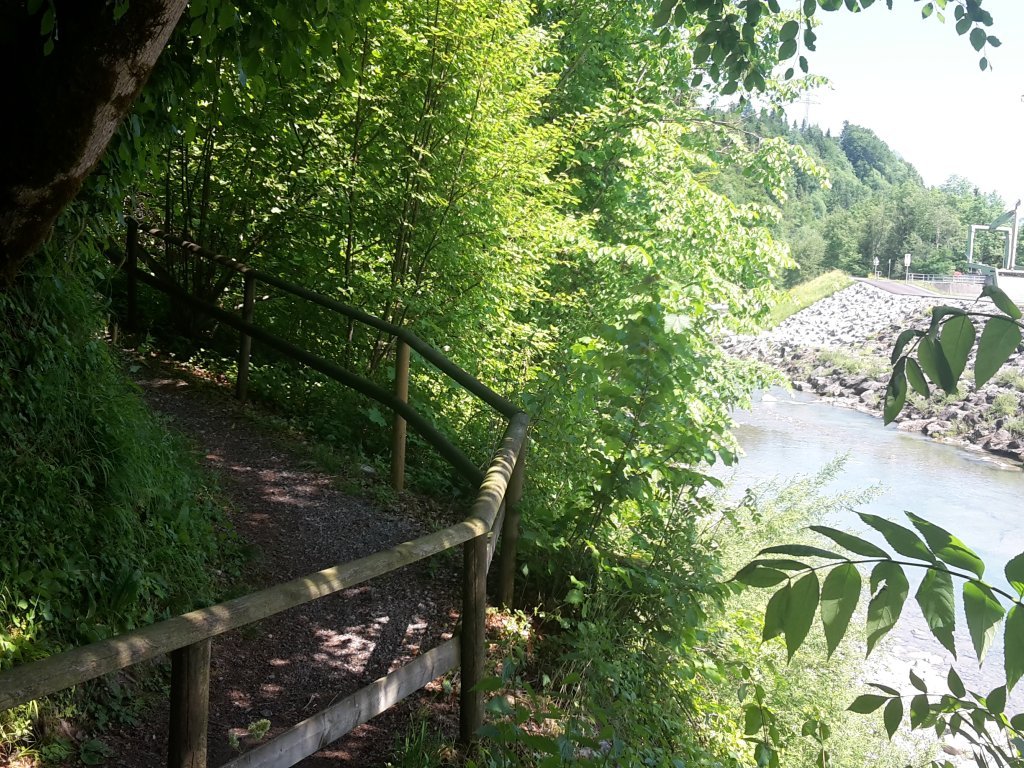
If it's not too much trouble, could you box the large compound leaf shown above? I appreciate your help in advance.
[906,512,984,578]
[866,561,909,655]
[916,568,957,656]
[820,563,860,658]
[975,317,1021,388]
[963,581,1004,663]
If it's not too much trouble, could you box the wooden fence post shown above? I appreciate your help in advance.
[391,339,411,491]
[126,219,138,332]
[236,272,256,402]
[459,532,487,745]
[498,437,527,608]
[168,639,211,768]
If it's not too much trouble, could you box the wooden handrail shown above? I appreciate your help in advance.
[127,265,486,485]
[131,221,522,418]
[1,221,531,767]
[0,412,527,710]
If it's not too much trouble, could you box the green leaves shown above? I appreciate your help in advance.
[866,561,909,654]
[1005,606,1024,691]
[969,26,987,51]
[916,568,956,655]
[743,512,1024,736]
[847,693,886,714]
[820,563,860,657]
[962,581,1004,663]
[975,318,1021,388]
[809,525,888,558]
[981,284,1022,320]
[883,357,906,424]
[761,573,820,660]
[882,697,903,739]
[916,334,955,394]
[1006,552,1024,597]
[888,291,1024,419]
[906,512,984,578]
[858,513,934,562]
[939,315,975,386]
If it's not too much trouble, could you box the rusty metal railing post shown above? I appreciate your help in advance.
[126,219,138,332]
[459,530,487,745]
[498,437,528,608]
[391,339,411,491]
[236,272,256,402]
[168,638,211,768]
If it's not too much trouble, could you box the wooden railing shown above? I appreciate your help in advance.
[0,220,530,767]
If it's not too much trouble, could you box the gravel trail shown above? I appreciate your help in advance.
[103,363,461,767]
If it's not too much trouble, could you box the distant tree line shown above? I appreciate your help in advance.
[716,111,1014,285]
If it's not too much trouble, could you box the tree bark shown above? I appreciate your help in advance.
[0,0,187,283]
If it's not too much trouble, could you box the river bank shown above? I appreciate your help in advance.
[724,281,1024,465]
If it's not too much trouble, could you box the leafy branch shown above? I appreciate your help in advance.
[883,284,1023,424]
[734,510,1024,766]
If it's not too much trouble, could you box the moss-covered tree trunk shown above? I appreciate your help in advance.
[0,0,186,282]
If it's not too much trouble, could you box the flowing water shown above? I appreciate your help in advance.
[723,388,1024,710]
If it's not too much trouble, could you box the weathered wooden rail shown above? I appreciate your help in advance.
[0,220,530,767]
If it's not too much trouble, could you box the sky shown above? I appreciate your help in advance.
[783,0,1024,206]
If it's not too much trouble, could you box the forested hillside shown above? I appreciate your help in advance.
[715,112,1012,284]
[2,1,1017,766]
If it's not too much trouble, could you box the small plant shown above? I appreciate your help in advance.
[78,738,111,766]
[991,392,1020,419]
[227,719,272,752]
[994,368,1024,392]
[816,348,888,379]
[1006,417,1024,439]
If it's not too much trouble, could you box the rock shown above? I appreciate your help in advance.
[924,421,951,437]
[859,391,880,407]
[987,429,1013,449]
[896,419,929,434]
[792,381,811,392]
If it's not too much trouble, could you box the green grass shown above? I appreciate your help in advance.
[991,392,1019,418]
[815,348,889,379]
[768,270,853,328]
[993,368,1024,392]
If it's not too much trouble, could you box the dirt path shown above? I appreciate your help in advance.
[104,363,461,766]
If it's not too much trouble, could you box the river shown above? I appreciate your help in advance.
[723,388,1024,711]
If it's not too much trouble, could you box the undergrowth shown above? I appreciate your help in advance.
[0,257,240,755]
[388,460,927,767]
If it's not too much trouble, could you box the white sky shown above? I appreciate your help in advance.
[783,0,1024,206]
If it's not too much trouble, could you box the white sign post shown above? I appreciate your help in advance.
[904,253,911,281]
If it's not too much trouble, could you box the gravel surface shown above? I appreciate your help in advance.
[101,362,462,766]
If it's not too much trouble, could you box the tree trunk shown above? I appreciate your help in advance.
[0,0,187,283]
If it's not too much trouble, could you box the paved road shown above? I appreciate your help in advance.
[855,277,978,298]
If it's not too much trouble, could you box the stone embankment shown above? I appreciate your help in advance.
[724,281,1024,464]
